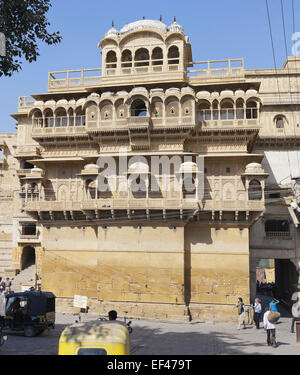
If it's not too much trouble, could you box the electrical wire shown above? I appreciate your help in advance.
[265,0,293,179]
[280,0,300,183]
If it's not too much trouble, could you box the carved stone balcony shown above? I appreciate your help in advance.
[18,233,41,244]
[24,196,265,225]
[198,119,260,131]
[32,124,87,140]
[127,116,151,129]
[15,145,40,158]
[203,199,265,211]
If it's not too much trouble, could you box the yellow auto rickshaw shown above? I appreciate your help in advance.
[58,319,130,355]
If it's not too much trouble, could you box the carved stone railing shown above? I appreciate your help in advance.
[32,125,87,138]
[198,119,259,130]
[203,200,264,211]
[24,198,265,213]
[16,145,40,157]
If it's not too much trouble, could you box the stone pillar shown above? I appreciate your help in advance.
[249,254,257,303]
[12,246,22,273]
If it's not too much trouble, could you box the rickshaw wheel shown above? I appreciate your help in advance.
[24,326,37,337]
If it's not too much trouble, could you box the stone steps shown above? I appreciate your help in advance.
[11,265,36,292]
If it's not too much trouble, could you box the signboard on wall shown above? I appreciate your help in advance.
[22,285,33,292]
[73,295,88,309]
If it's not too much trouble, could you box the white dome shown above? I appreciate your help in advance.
[221,90,234,96]
[211,92,219,98]
[105,26,118,38]
[128,161,149,174]
[76,98,85,106]
[116,91,128,96]
[196,91,211,99]
[179,161,199,173]
[31,167,43,174]
[101,92,114,99]
[130,87,148,96]
[150,88,164,94]
[168,20,184,34]
[245,163,263,174]
[166,87,180,96]
[119,19,168,35]
[89,92,100,98]
[45,100,56,106]
[181,87,195,96]
[57,99,68,106]
[235,90,244,97]
[246,89,258,96]
[84,164,100,170]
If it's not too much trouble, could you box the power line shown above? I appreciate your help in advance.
[265,0,293,179]
[280,0,300,178]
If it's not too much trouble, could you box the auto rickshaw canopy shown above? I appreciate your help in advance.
[5,291,55,316]
[59,320,129,345]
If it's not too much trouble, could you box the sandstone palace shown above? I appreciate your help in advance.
[0,19,299,321]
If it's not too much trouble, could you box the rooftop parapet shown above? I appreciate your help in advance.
[188,58,245,83]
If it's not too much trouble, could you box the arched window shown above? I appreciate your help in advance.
[248,179,262,200]
[165,97,179,117]
[32,109,43,128]
[86,180,96,199]
[246,100,258,119]
[135,48,149,67]
[75,108,86,126]
[212,100,219,120]
[197,100,211,121]
[168,46,179,64]
[106,50,117,69]
[121,49,132,68]
[236,99,244,120]
[131,99,147,117]
[151,47,163,66]
[68,108,74,127]
[276,116,284,128]
[44,109,54,128]
[220,100,234,120]
[55,108,67,127]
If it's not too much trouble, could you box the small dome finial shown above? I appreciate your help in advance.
[112,20,114,27]
[174,16,176,22]
[142,16,145,20]
[160,14,162,21]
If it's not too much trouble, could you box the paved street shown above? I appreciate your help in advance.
[0,312,299,355]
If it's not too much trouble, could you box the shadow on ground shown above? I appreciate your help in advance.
[130,325,271,355]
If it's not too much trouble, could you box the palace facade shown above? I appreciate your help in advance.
[2,19,300,321]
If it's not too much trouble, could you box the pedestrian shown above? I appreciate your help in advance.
[263,306,278,348]
[0,278,5,294]
[235,297,246,330]
[290,294,300,334]
[253,298,262,329]
[269,298,279,312]
[4,278,11,294]
[108,310,117,321]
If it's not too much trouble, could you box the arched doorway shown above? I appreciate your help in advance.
[21,246,36,270]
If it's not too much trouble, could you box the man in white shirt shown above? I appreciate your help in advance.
[263,308,278,348]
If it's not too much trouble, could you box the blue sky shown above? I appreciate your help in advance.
[0,0,299,132]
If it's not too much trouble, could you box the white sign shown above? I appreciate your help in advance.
[22,285,33,292]
[73,295,88,309]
